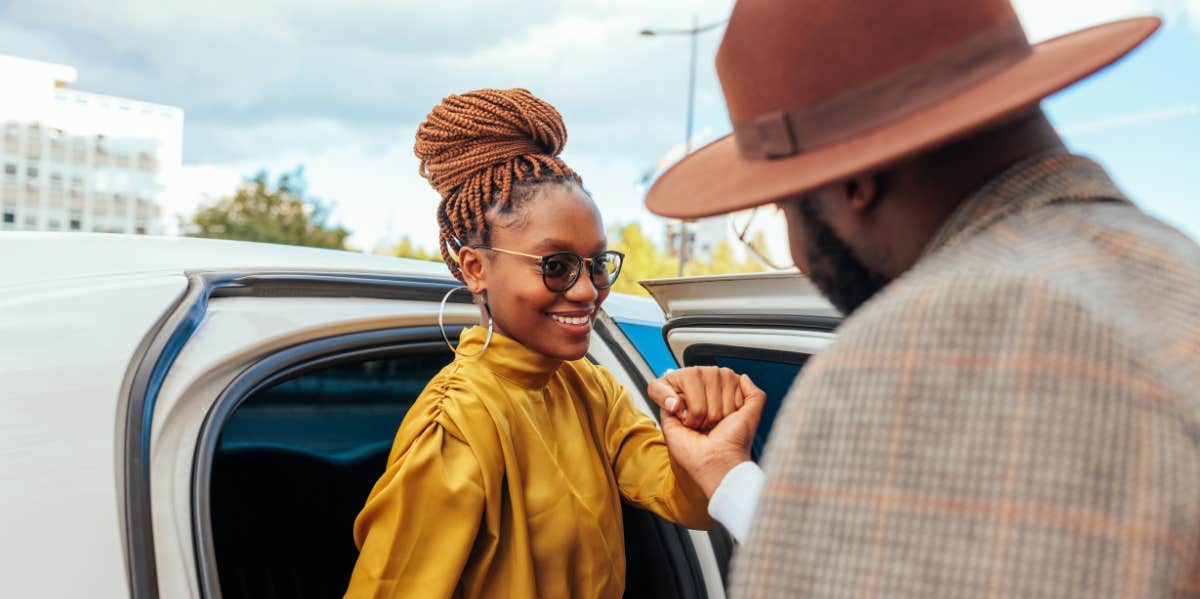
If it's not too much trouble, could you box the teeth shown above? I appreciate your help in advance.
[550,314,590,326]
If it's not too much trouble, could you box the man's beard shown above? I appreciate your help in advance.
[799,199,891,316]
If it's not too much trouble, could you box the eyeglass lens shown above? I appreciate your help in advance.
[542,252,623,292]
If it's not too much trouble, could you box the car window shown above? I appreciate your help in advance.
[211,349,453,599]
[683,345,808,460]
[218,352,451,456]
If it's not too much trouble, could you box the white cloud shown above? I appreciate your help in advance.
[0,0,738,251]
[8,0,1193,253]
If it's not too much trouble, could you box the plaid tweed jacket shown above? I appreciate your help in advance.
[730,152,1200,598]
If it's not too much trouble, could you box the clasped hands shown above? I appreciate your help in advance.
[646,367,765,497]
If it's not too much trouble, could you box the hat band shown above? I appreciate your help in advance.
[733,18,1032,161]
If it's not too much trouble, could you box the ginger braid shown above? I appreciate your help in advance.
[414,88,582,281]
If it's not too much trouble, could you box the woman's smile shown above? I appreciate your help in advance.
[546,308,595,335]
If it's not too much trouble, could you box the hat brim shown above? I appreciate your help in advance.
[646,16,1161,219]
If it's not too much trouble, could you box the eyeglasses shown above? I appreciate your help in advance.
[478,246,625,293]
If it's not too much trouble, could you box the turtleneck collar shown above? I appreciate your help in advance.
[455,325,564,390]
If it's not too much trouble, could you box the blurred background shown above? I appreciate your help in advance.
[1,0,1197,295]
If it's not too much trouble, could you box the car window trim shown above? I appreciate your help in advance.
[119,270,467,599]
[592,312,711,599]
[682,343,813,369]
[662,313,842,342]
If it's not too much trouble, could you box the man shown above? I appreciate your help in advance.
[645,0,1200,596]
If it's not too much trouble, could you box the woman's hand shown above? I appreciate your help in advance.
[647,366,745,430]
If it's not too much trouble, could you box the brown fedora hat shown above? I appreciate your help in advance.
[645,0,1160,219]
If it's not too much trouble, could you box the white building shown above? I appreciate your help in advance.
[664,216,729,263]
[0,55,183,235]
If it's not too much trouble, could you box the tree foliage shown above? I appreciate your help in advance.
[185,166,350,249]
[610,223,767,296]
[385,235,442,262]
[608,223,678,296]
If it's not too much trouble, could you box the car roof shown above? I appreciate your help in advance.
[0,232,450,289]
[0,232,667,319]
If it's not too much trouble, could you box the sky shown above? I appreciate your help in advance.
[1,0,1198,254]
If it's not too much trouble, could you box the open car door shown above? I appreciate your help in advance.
[644,271,840,458]
[643,271,840,581]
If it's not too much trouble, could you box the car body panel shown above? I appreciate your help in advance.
[0,232,446,290]
[641,270,837,321]
[600,292,678,376]
[0,272,187,598]
[665,327,834,367]
[642,271,838,366]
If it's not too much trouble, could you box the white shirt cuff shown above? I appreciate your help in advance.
[706,461,764,544]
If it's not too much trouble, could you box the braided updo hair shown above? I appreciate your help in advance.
[415,88,584,281]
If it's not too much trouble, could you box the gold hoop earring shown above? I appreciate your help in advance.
[438,286,493,357]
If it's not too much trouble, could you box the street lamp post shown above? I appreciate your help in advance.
[641,15,726,277]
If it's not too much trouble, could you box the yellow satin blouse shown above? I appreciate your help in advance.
[345,326,713,599]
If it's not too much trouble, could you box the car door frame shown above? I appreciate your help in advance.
[120,270,720,599]
[644,272,844,586]
[118,271,468,599]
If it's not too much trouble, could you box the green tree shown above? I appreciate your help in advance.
[383,235,441,262]
[686,238,766,277]
[610,222,770,296]
[609,223,677,296]
[185,166,350,249]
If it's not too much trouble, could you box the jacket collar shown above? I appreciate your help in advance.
[922,151,1129,259]
[456,325,563,390]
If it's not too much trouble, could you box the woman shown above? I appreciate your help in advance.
[345,88,745,598]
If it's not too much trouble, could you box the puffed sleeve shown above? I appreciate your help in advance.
[599,368,715,530]
[345,405,484,599]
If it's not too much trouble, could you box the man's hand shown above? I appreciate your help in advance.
[648,366,745,430]
[660,374,766,497]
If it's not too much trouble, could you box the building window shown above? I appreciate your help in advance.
[26,165,38,178]
[2,210,14,224]
[24,215,36,227]
[70,175,84,188]
[49,173,63,189]
[3,164,15,176]
[135,225,147,235]
[70,218,82,231]
[49,218,62,230]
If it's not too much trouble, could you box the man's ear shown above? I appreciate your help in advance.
[843,174,882,214]
[457,247,488,293]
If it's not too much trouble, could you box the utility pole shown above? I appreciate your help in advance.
[641,15,726,276]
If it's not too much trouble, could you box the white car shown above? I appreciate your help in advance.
[0,232,836,599]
